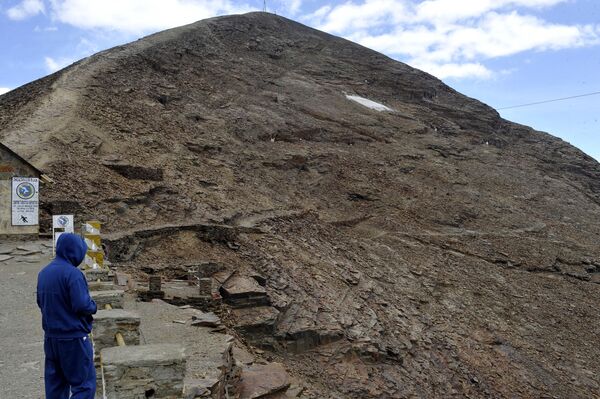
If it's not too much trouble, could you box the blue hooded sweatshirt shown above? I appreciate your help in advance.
[37,233,97,338]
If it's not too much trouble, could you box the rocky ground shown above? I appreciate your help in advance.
[1,11,600,398]
[0,240,299,399]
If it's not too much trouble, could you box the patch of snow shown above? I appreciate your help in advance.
[345,94,393,112]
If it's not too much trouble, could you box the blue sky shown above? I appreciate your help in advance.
[0,0,598,160]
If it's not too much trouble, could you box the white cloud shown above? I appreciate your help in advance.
[44,56,75,72]
[304,0,600,79]
[313,0,409,33]
[289,0,303,15]
[0,87,11,95]
[47,0,252,34]
[7,0,45,20]
[414,0,567,24]
[411,61,493,79]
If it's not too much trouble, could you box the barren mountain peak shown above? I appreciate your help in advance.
[1,11,600,398]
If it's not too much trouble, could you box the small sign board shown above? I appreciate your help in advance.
[11,177,39,226]
[53,215,74,233]
[52,215,74,256]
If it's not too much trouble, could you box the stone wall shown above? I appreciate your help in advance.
[101,344,186,399]
[0,145,40,236]
[93,310,140,352]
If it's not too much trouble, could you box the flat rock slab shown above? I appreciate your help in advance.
[88,281,116,291]
[184,378,220,399]
[101,344,186,399]
[91,290,124,309]
[233,346,256,366]
[0,255,14,262]
[239,363,290,399]
[0,246,15,255]
[221,275,266,297]
[220,275,270,308]
[16,244,38,250]
[101,343,185,366]
[22,256,42,263]
[233,306,280,329]
[84,268,111,282]
[190,312,221,328]
[94,309,140,322]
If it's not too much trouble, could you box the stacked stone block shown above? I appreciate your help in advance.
[101,344,186,399]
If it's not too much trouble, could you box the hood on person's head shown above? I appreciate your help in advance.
[55,233,88,266]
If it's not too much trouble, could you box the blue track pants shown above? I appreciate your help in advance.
[44,336,96,399]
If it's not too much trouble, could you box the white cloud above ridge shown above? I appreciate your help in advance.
[6,0,600,80]
[304,0,600,79]
[289,0,303,15]
[0,87,11,95]
[7,0,45,20]
[46,0,253,34]
[44,56,75,72]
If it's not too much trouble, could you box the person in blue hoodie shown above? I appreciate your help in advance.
[37,233,97,399]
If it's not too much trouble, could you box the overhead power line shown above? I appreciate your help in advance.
[498,90,600,110]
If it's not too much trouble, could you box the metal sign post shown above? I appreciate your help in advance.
[11,177,39,226]
[52,215,74,257]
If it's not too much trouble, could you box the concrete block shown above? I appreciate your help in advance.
[93,310,140,352]
[88,281,116,291]
[101,344,186,399]
[91,290,124,309]
[84,268,111,282]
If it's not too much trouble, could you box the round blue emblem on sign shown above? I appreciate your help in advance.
[16,182,35,200]
[57,215,69,227]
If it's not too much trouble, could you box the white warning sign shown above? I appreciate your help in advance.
[53,215,74,233]
[12,177,39,226]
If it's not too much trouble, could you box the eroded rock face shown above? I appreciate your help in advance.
[2,11,600,398]
[232,306,280,347]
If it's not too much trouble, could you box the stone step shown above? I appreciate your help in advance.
[84,268,113,282]
[93,309,140,352]
[88,281,116,292]
[91,290,124,309]
[100,344,186,399]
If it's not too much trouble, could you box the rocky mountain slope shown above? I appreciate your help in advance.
[2,12,600,398]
